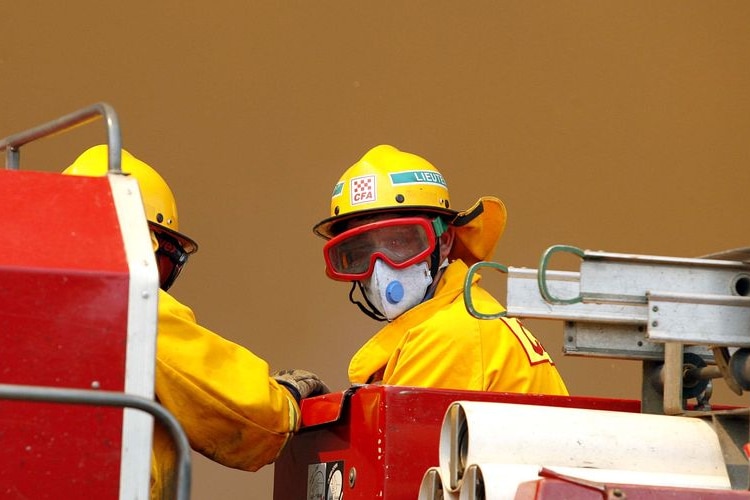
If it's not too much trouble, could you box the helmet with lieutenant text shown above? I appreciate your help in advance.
[313,145,508,321]
[313,144,507,269]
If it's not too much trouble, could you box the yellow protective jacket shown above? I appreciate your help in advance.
[150,290,300,499]
[349,260,568,395]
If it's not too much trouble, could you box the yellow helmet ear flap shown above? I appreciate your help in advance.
[150,231,159,253]
[449,196,507,265]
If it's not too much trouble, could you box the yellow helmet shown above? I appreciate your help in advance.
[64,145,198,255]
[313,145,508,265]
[313,145,455,239]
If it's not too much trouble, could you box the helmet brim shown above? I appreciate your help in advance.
[149,222,199,255]
[313,205,457,240]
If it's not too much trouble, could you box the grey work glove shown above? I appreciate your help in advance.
[272,369,331,404]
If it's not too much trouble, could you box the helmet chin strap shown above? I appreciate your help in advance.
[429,244,442,280]
[349,281,387,322]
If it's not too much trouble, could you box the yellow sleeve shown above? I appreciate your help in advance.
[154,290,299,471]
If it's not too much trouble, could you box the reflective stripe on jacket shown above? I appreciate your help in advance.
[348,260,569,396]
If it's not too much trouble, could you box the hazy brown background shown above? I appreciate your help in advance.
[3,2,750,498]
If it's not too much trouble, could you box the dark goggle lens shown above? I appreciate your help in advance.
[156,234,188,290]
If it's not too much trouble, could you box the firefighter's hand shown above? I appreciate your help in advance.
[272,369,331,404]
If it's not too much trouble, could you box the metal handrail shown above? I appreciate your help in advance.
[0,102,122,173]
[463,261,509,320]
[538,244,585,304]
[0,383,191,500]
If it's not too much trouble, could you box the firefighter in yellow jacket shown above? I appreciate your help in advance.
[65,146,328,499]
[314,145,567,395]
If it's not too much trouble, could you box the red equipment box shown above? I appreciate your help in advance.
[0,169,158,499]
[273,385,641,500]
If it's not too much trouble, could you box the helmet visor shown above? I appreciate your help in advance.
[324,217,436,281]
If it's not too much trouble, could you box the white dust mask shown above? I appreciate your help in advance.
[363,259,433,321]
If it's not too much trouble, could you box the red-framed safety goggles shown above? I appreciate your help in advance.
[323,217,438,281]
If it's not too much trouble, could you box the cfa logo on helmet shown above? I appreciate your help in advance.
[350,175,376,205]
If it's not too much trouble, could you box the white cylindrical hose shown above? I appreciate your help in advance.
[438,401,730,493]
